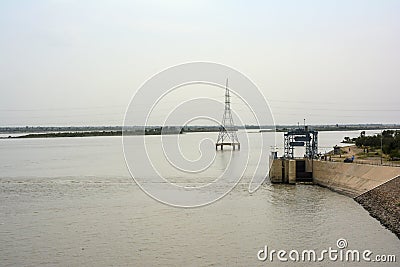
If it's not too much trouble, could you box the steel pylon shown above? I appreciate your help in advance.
[216,79,240,150]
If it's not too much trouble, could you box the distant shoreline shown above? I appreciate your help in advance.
[1,124,399,139]
[1,124,399,133]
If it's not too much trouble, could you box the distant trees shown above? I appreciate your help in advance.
[342,136,357,143]
[355,130,400,160]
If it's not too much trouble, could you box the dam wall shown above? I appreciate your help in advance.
[312,161,400,197]
[269,158,400,197]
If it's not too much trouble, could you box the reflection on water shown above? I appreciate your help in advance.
[0,131,399,266]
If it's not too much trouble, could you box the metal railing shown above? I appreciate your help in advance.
[329,158,400,167]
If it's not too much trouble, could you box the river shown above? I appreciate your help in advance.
[0,130,398,266]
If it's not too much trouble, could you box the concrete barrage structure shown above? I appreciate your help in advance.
[269,157,400,197]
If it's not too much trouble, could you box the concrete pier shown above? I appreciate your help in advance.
[215,142,240,150]
[288,160,296,184]
[269,158,313,184]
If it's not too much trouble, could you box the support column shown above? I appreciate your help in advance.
[270,159,283,183]
[288,160,296,184]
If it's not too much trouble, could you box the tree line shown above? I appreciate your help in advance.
[355,130,400,160]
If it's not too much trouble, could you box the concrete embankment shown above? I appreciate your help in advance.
[312,160,400,197]
[354,176,400,238]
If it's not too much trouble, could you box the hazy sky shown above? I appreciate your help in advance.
[1,0,399,126]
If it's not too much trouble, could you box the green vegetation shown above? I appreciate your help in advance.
[7,127,184,139]
[276,124,400,132]
[13,129,161,138]
[342,136,356,143]
[355,130,400,160]
[15,131,123,138]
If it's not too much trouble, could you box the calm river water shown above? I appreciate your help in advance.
[0,130,399,266]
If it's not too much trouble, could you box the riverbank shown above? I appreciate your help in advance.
[327,145,400,167]
[1,129,178,139]
[2,124,400,139]
[355,176,400,239]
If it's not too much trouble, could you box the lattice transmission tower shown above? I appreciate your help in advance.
[216,79,240,150]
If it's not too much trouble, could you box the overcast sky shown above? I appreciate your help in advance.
[1,0,399,126]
